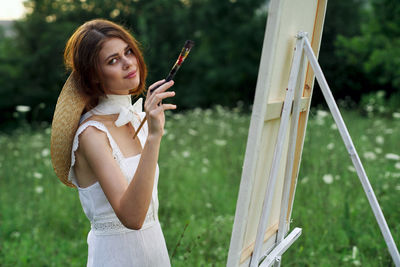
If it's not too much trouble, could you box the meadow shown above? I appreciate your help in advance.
[0,104,399,266]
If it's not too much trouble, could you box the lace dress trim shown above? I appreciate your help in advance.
[91,210,158,235]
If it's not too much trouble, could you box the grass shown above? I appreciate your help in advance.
[0,105,399,266]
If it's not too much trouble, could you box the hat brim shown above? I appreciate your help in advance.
[51,73,89,187]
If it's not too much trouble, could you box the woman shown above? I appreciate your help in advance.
[50,19,174,266]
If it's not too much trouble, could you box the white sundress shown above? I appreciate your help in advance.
[68,116,171,267]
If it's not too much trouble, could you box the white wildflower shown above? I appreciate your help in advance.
[33,172,43,179]
[206,202,212,208]
[376,90,385,98]
[363,151,376,160]
[35,186,44,194]
[375,136,384,145]
[201,167,208,173]
[352,246,358,260]
[11,231,20,238]
[330,123,338,130]
[202,158,209,165]
[214,139,227,146]
[395,185,400,191]
[395,162,400,170]
[16,105,31,113]
[182,151,190,158]
[301,176,309,184]
[315,118,324,125]
[178,139,185,145]
[317,110,329,118]
[385,153,400,161]
[382,183,389,190]
[384,128,394,134]
[167,133,175,141]
[322,174,334,184]
[365,104,373,112]
[173,113,184,120]
[44,159,51,167]
[188,128,198,136]
[41,148,50,157]
[361,135,368,141]
[392,112,400,119]
[326,143,335,150]
[348,166,356,173]
[374,147,382,154]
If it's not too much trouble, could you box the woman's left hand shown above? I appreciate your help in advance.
[144,79,176,138]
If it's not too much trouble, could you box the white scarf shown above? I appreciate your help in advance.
[80,95,143,132]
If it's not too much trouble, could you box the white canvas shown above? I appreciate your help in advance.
[227,0,327,266]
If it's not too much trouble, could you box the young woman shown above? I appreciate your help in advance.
[50,19,175,266]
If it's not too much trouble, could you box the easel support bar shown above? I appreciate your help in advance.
[259,228,302,267]
[249,36,305,267]
[302,34,400,266]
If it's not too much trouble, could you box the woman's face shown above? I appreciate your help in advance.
[98,38,140,95]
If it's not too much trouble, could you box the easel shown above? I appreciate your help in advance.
[249,32,400,267]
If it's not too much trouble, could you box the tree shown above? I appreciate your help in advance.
[315,0,367,104]
[334,0,400,107]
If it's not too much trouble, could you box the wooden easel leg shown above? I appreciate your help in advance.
[303,34,400,267]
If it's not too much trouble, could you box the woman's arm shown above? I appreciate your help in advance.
[79,80,176,230]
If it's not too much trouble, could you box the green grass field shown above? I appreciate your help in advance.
[0,106,399,266]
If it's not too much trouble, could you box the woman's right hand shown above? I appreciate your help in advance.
[144,79,176,138]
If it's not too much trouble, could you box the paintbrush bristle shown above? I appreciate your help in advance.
[184,40,195,50]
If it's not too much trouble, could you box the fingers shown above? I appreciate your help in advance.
[148,103,177,118]
[148,79,166,92]
[150,80,174,95]
[145,80,175,110]
[148,91,175,108]
[161,103,177,111]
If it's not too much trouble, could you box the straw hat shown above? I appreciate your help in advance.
[51,72,89,188]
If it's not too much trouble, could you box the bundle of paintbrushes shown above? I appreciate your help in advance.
[133,40,194,139]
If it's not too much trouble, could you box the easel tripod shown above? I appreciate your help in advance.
[249,32,400,267]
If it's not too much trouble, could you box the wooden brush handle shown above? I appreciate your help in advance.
[132,116,147,139]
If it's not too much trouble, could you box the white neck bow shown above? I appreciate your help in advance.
[80,94,143,130]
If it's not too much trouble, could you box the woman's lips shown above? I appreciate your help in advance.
[124,70,137,79]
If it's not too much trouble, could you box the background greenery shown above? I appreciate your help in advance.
[1,0,400,266]
[0,0,399,129]
[1,106,399,266]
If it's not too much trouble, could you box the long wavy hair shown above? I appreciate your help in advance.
[64,19,147,109]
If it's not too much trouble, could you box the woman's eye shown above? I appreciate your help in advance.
[109,58,117,65]
[126,48,134,55]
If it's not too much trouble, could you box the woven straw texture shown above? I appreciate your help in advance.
[51,73,88,187]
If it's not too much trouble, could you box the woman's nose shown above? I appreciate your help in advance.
[122,56,133,69]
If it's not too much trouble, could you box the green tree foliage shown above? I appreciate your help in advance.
[1,0,398,128]
[316,0,366,103]
[0,0,266,127]
[334,0,400,105]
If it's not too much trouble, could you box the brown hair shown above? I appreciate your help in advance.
[64,19,147,109]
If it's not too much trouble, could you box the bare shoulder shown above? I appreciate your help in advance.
[78,116,115,145]
[79,125,110,154]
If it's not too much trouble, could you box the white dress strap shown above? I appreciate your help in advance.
[67,120,125,187]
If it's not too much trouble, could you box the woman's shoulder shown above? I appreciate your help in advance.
[78,122,109,148]
[75,118,114,149]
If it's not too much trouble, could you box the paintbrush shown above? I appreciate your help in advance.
[133,40,194,139]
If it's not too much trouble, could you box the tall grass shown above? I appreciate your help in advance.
[0,106,399,266]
